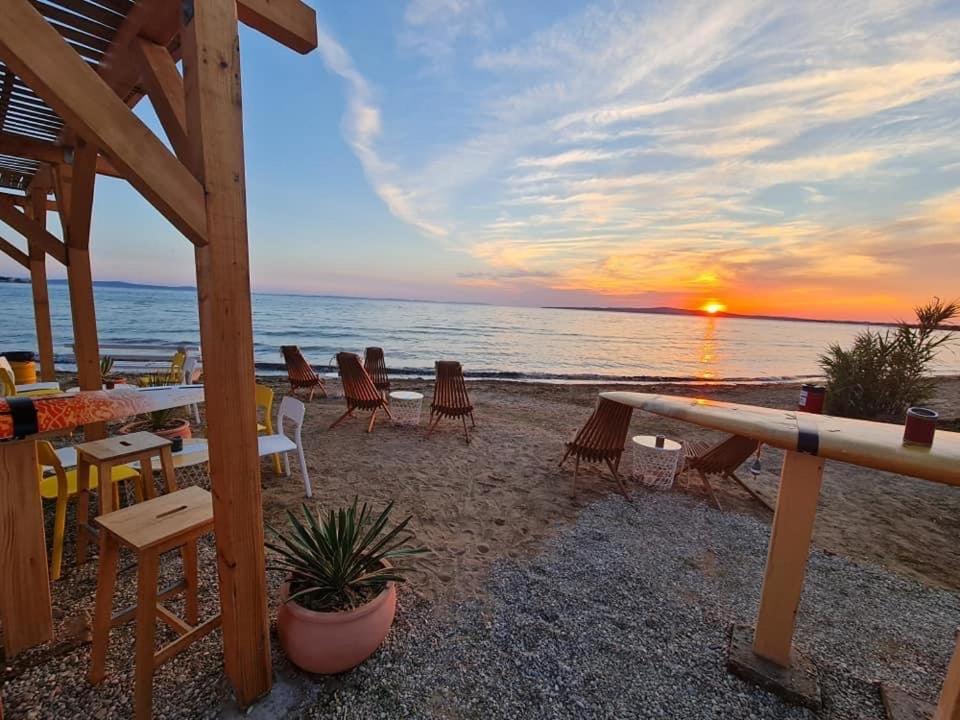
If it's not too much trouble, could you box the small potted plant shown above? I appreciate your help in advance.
[119,406,192,441]
[99,355,126,389]
[268,499,426,674]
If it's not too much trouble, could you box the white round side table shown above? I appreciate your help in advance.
[632,434,683,489]
[389,390,424,426]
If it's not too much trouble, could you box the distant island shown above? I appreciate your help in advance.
[0,276,30,284]
[545,305,909,327]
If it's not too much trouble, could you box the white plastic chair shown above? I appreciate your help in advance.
[182,355,201,424]
[257,396,311,497]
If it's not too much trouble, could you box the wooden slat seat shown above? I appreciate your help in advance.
[425,360,475,443]
[280,345,325,401]
[329,352,391,433]
[363,346,390,394]
[560,397,633,498]
[682,434,763,510]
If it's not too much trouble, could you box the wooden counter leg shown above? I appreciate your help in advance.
[75,456,92,564]
[935,631,960,720]
[753,450,825,666]
[0,439,54,656]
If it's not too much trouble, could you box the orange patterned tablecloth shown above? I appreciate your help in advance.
[0,386,204,440]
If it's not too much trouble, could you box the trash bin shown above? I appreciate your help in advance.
[1,351,37,385]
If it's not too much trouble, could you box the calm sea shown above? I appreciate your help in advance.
[0,283,957,382]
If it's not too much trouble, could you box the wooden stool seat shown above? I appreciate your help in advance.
[89,486,220,720]
[74,431,177,565]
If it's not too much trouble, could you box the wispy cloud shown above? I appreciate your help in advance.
[315,22,447,237]
[315,0,960,317]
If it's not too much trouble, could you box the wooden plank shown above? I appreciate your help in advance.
[936,632,960,720]
[28,189,56,381]
[237,0,318,54]
[0,0,208,246]
[0,235,29,268]
[132,39,189,160]
[752,451,824,666]
[0,439,54,656]
[0,189,57,212]
[0,132,120,176]
[600,392,960,486]
[182,0,272,704]
[62,142,104,440]
[0,197,67,264]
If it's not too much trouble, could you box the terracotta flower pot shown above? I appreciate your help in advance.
[119,418,192,441]
[277,578,397,674]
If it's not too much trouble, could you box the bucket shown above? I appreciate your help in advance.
[1,352,37,385]
[798,384,825,414]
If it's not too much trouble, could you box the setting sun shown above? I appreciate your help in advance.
[701,301,727,314]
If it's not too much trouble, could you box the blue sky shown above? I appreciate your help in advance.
[2,0,959,320]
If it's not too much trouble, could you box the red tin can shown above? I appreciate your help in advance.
[903,407,938,447]
[798,384,825,414]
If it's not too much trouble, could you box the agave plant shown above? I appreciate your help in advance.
[267,499,427,612]
[99,355,115,379]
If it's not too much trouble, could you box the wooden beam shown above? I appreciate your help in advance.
[0,439,54,657]
[0,190,57,212]
[132,39,190,160]
[27,189,55,382]
[237,0,319,54]
[51,163,72,234]
[58,153,104,441]
[0,0,208,246]
[0,132,119,177]
[752,451,825,666]
[182,0,272,704]
[0,236,29,269]
[0,197,67,265]
[66,138,97,250]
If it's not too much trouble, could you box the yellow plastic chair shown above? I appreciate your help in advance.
[37,440,141,580]
[138,350,187,387]
[0,362,60,398]
[255,384,283,475]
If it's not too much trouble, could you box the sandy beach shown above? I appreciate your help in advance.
[258,376,960,598]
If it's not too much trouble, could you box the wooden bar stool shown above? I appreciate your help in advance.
[89,486,220,720]
[74,431,177,564]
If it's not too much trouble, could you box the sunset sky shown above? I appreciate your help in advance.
[1,0,959,321]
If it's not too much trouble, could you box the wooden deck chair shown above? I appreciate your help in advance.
[425,361,475,444]
[560,397,632,499]
[363,347,390,395]
[281,345,325,401]
[682,435,764,511]
[329,352,392,433]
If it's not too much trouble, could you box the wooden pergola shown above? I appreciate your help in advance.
[0,0,317,706]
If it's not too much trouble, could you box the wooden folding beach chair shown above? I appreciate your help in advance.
[560,397,633,499]
[281,345,325,401]
[363,346,391,395]
[426,360,475,444]
[682,435,763,511]
[329,352,391,433]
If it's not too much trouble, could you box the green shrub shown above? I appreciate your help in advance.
[819,298,957,420]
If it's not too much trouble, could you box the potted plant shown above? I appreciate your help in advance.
[268,499,426,674]
[99,355,126,389]
[119,406,192,440]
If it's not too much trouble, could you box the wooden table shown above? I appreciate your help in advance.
[0,386,204,657]
[601,392,960,714]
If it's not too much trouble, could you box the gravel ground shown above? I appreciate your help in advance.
[280,491,959,720]
[5,488,958,718]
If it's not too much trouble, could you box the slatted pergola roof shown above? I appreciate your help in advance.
[0,1,136,190]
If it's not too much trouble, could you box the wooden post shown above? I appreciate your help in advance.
[181,0,272,704]
[936,632,960,720]
[0,439,54,656]
[752,450,825,666]
[26,189,55,382]
[62,140,105,440]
